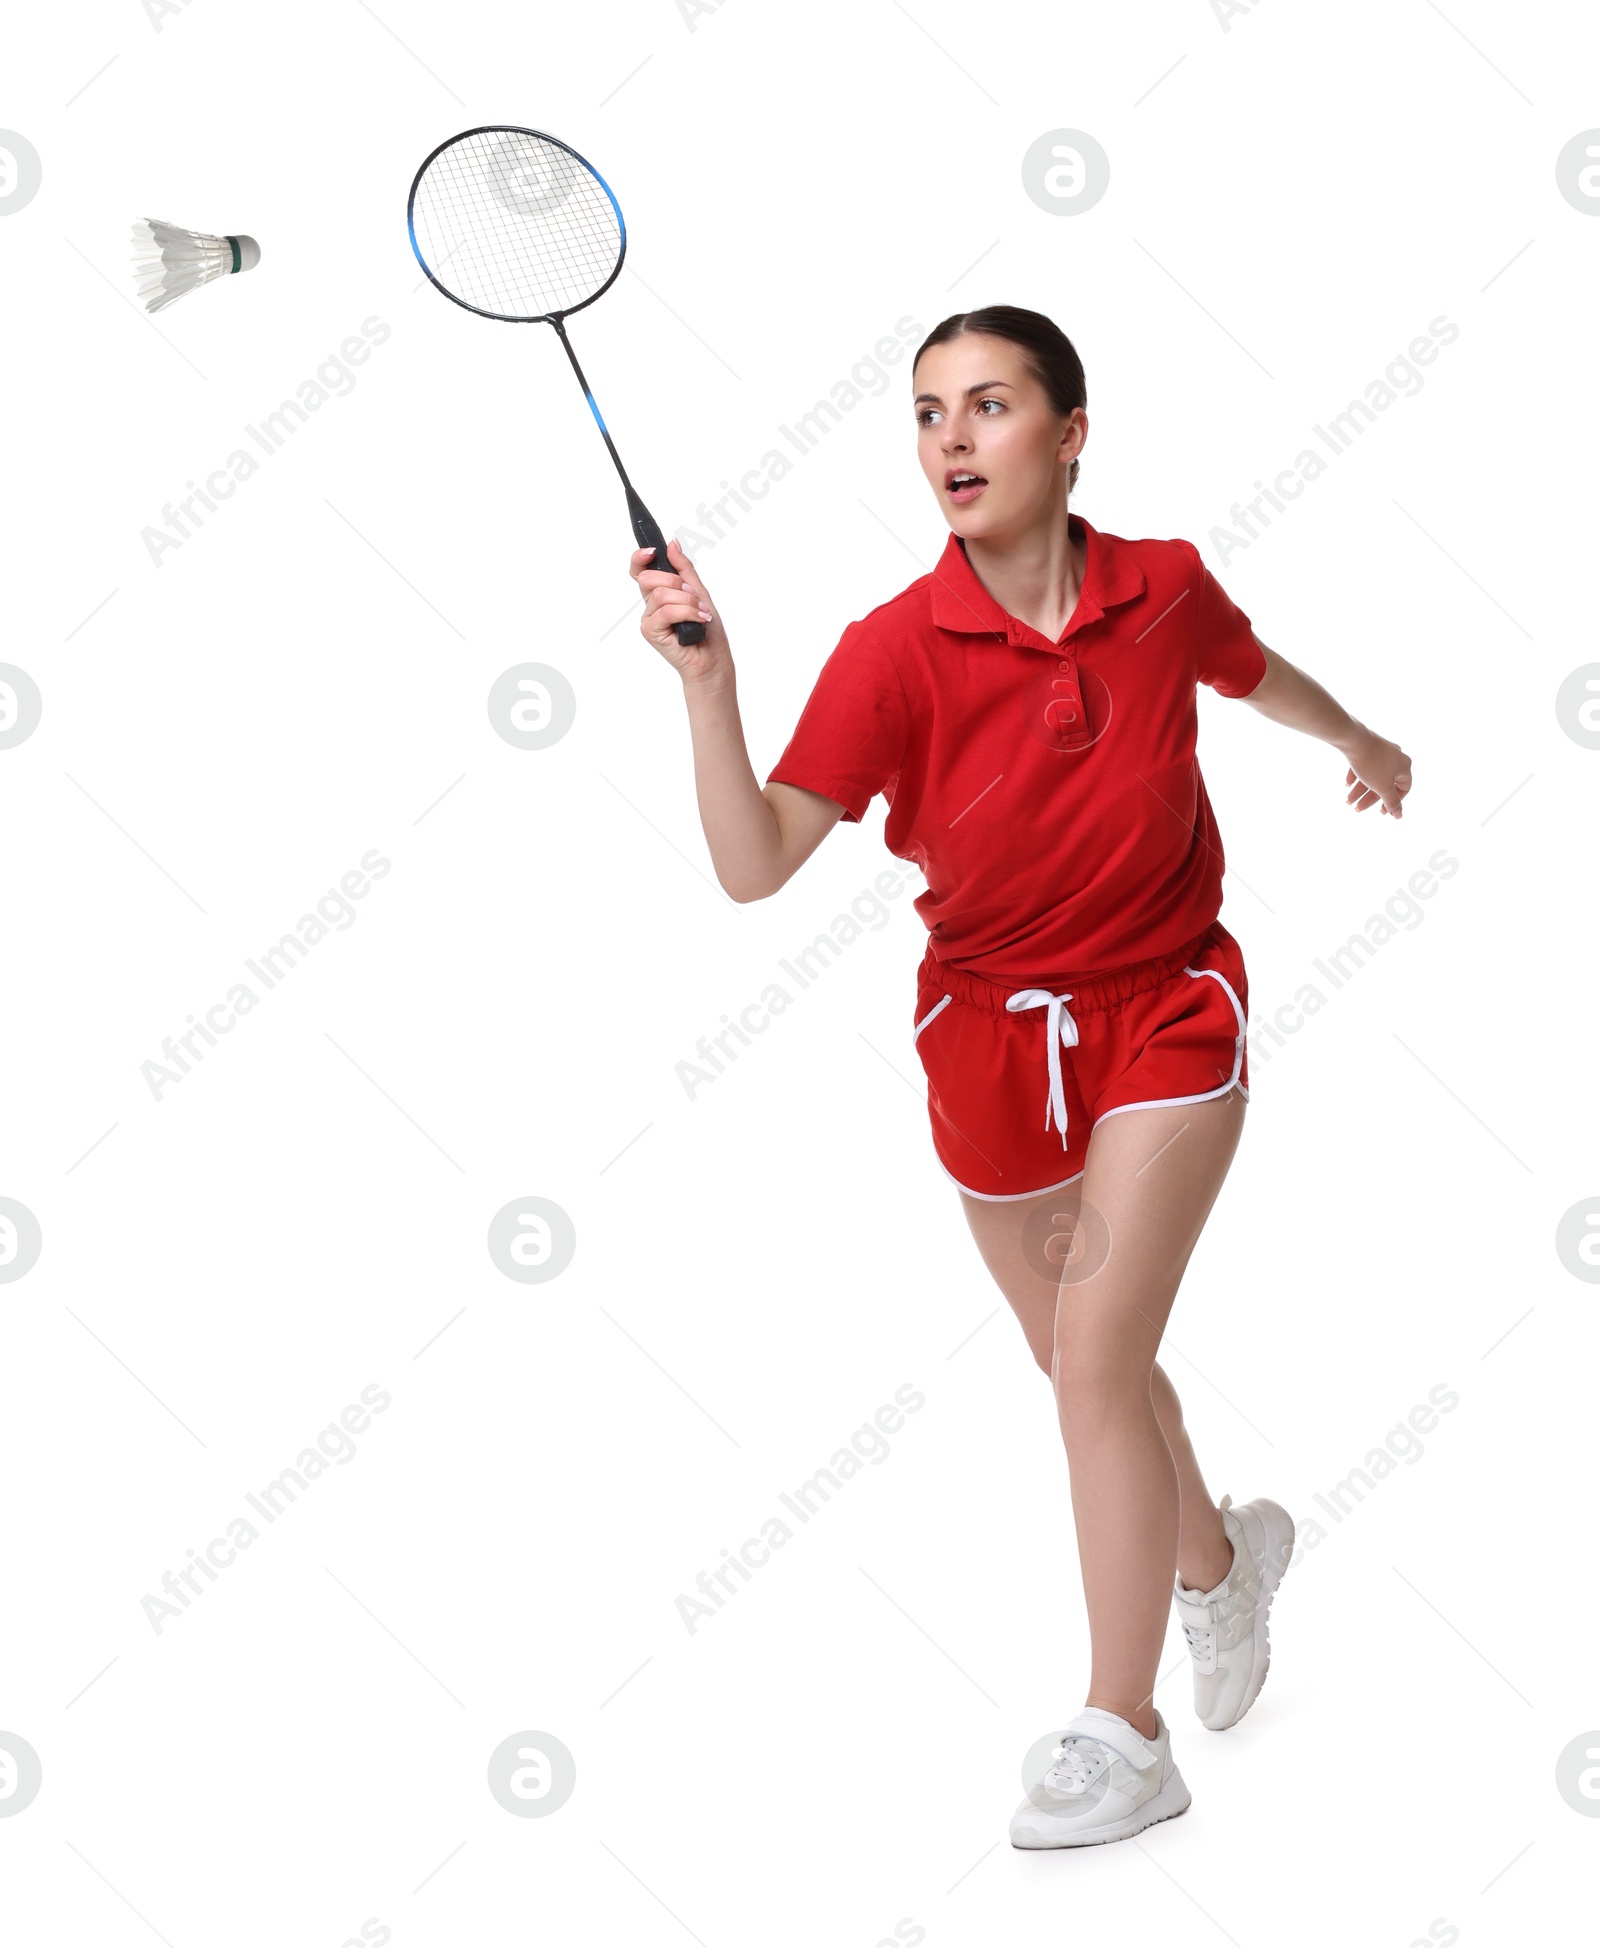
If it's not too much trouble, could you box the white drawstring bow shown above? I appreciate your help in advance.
[1003,987,1080,1148]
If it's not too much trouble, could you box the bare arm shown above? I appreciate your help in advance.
[630,538,845,900]
[1240,639,1413,818]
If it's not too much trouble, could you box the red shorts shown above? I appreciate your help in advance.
[911,920,1250,1199]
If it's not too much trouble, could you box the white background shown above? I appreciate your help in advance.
[2,1,1596,1943]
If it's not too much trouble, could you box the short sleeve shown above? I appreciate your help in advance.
[766,620,910,824]
[1183,541,1266,699]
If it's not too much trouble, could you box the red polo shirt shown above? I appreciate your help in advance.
[765,512,1265,986]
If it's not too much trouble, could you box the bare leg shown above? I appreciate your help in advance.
[1150,1363,1233,1596]
[959,1089,1246,1739]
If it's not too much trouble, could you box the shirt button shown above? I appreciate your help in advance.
[1058,660,1071,672]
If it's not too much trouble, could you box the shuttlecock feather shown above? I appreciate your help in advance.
[130,219,260,313]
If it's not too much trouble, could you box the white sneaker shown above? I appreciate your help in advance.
[1173,1493,1295,1730]
[1009,1706,1190,1848]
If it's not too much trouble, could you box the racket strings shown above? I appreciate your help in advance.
[420,139,612,301]
[411,130,621,320]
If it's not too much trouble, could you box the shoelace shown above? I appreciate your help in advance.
[1043,1736,1105,1795]
[1180,1611,1216,1662]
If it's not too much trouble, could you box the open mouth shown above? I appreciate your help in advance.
[946,471,988,504]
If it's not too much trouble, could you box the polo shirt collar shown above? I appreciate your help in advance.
[929,512,1147,642]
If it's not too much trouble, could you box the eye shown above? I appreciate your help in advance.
[976,397,1004,415]
[916,407,941,426]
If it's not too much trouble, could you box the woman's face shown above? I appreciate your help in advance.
[912,333,1085,539]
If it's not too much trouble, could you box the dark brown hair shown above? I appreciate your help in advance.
[913,305,1088,492]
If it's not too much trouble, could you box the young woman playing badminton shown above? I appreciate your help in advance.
[630,304,1411,1848]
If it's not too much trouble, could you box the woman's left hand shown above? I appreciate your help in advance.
[1339,727,1412,818]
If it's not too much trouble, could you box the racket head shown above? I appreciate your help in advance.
[407,125,626,324]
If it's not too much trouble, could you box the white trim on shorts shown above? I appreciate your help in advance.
[914,994,953,1041]
[938,1156,1088,1202]
[1089,963,1250,1129]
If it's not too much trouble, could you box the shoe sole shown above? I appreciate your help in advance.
[1202,1498,1296,1732]
[1010,1772,1192,1849]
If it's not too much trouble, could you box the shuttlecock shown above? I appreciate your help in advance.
[130,219,260,313]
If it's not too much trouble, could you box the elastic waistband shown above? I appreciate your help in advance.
[920,924,1220,1019]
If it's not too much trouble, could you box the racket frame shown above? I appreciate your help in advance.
[406,124,703,647]
[406,124,628,326]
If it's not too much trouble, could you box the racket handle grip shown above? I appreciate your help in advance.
[629,495,704,646]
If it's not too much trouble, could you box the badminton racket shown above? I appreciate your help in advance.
[407,125,703,646]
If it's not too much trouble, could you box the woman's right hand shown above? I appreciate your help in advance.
[631,538,729,686]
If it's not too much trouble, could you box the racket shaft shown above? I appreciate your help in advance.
[551,318,702,647]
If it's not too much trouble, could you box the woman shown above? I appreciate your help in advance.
[629,305,1411,1848]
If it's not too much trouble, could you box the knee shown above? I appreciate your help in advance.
[1051,1334,1153,1432]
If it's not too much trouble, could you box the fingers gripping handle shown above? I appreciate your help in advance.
[629,492,704,647]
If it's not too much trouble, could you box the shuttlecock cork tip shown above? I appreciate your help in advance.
[229,234,260,273]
